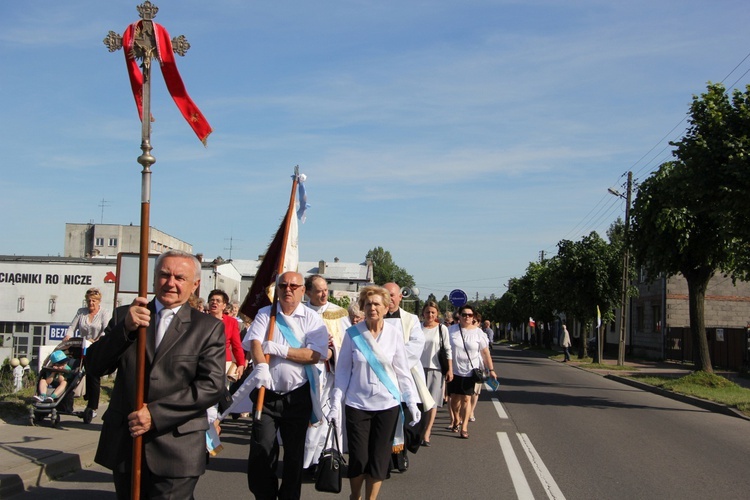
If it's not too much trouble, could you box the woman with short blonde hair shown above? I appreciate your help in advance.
[62,287,111,421]
[330,285,418,500]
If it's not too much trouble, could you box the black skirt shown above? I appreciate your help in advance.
[447,374,476,396]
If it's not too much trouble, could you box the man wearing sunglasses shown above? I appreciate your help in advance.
[242,271,329,500]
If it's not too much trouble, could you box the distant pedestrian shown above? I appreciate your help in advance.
[561,325,572,362]
[482,320,494,347]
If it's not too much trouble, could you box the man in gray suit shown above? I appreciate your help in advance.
[87,250,226,499]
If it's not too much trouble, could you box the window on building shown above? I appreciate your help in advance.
[95,237,105,246]
[108,238,118,247]
[651,305,661,332]
[636,306,644,330]
[14,335,29,360]
[0,322,12,348]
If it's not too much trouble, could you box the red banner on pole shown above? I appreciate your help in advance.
[122,21,212,145]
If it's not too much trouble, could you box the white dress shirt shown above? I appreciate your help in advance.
[243,303,329,394]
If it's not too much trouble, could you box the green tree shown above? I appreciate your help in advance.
[438,295,452,317]
[554,232,621,358]
[328,295,351,310]
[365,246,415,287]
[630,83,750,373]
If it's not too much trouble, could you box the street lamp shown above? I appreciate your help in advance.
[609,172,633,366]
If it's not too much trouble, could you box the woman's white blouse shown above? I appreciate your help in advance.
[332,321,417,411]
[448,325,489,377]
[65,307,112,341]
[420,324,452,370]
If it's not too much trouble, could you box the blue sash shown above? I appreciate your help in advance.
[277,314,321,425]
[345,325,402,405]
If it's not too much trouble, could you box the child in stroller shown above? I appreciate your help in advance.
[30,339,89,426]
[34,350,71,403]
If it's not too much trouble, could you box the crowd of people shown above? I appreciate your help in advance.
[68,250,497,500]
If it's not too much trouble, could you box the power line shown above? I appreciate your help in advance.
[543,50,750,263]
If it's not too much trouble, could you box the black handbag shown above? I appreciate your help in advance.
[437,324,450,375]
[315,420,346,493]
[460,326,485,383]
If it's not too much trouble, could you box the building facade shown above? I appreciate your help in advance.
[611,271,750,368]
[64,223,192,258]
[1,254,373,369]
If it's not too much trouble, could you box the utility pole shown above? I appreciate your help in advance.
[617,171,633,366]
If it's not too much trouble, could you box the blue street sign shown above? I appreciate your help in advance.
[449,289,468,307]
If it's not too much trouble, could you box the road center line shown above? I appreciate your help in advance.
[517,433,566,500]
[497,432,534,500]
[492,397,508,419]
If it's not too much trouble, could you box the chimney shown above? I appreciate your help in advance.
[319,260,326,275]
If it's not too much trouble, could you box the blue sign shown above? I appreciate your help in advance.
[449,289,468,307]
[48,325,69,342]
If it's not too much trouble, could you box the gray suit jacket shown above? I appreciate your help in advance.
[86,301,225,478]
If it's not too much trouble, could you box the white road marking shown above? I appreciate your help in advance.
[497,432,535,500]
[492,397,508,419]
[517,433,566,500]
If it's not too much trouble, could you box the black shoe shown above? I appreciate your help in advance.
[420,440,431,447]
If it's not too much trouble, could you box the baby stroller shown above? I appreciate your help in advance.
[29,338,90,427]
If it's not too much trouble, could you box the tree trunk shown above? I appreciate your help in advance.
[685,267,713,373]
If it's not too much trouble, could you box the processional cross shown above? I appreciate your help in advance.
[103,3,209,499]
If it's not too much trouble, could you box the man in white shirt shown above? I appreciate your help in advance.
[243,272,329,500]
[302,274,350,472]
[383,283,433,469]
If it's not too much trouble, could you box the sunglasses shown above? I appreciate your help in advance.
[278,283,303,291]
[461,313,474,317]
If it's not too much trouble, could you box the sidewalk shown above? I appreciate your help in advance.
[562,355,750,421]
[0,402,105,499]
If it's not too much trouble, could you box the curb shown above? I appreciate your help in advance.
[0,445,98,499]
[0,444,98,499]
[604,374,750,422]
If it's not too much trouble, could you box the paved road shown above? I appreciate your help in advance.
[18,346,750,499]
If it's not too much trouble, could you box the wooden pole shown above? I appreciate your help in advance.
[254,169,299,421]
[130,34,156,500]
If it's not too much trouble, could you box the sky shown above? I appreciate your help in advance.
[2,0,749,302]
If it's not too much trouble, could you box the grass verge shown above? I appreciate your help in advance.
[629,372,750,416]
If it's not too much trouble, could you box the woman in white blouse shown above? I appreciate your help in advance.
[419,301,452,446]
[329,286,419,500]
[62,287,111,419]
[447,304,496,439]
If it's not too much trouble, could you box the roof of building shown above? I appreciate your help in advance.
[0,255,117,265]
[222,259,371,281]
